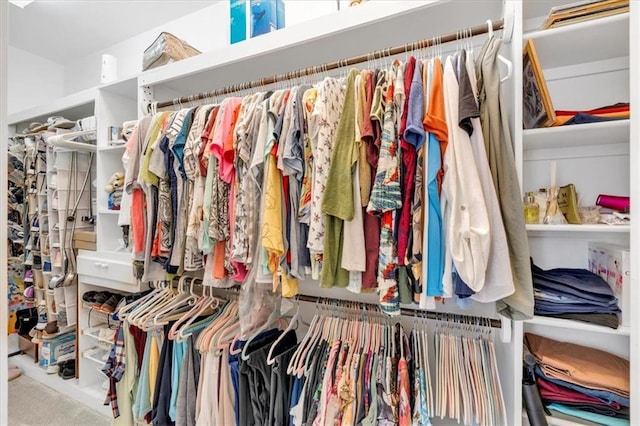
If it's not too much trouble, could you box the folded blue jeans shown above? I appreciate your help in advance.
[535,365,630,407]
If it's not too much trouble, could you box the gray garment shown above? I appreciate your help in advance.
[175,330,202,426]
[476,36,534,319]
[458,50,480,137]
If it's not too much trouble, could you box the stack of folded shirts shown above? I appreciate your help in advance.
[532,262,621,329]
[554,102,629,126]
[108,188,123,211]
[525,333,630,424]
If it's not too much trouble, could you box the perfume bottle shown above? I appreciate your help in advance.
[523,192,540,224]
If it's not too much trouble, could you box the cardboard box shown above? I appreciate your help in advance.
[73,231,96,251]
[39,332,76,371]
[588,241,630,326]
[18,334,38,362]
[73,231,96,243]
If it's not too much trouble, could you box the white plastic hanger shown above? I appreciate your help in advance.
[487,19,513,84]
[266,300,299,365]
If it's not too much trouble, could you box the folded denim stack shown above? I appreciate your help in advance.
[526,333,630,423]
[532,262,621,329]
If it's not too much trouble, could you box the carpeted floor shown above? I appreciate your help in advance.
[8,375,111,426]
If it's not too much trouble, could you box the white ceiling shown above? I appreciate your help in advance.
[9,0,215,64]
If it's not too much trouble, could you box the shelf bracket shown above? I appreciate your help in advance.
[499,314,512,343]
[139,85,155,119]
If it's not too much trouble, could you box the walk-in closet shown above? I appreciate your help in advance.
[2,1,638,425]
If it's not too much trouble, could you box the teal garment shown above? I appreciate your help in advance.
[171,108,196,180]
[426,132,443,296]
[133,335,152,422]
[168,340,186,421]
[548,403,630,426]
[168,312,219,421]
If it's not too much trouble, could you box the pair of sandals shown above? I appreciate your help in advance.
[57,359,75,380]
[21,117,77,135]
[83,291,123,314]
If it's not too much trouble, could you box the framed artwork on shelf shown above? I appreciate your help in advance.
[523,39,556,129]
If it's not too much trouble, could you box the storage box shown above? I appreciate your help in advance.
[39,332,76,371]
[73,231,97,251]
[74,231,96,243]
[142,32,201,71]
[231,0,285,43]
[588,241,630,326]
[18,334,38,362]
[230,0,248,44]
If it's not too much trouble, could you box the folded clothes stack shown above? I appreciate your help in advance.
[532,262,620,329]
[108,188,123,210]
[553,102,629,126]
[525,333,630,424]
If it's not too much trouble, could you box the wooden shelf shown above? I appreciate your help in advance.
[524,13,629,69]
[98,208,120,215]
[523,120,629,151]
[526,224,630,233]
[525,316,630,336]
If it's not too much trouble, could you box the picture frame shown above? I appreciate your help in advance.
[523,39,556,129]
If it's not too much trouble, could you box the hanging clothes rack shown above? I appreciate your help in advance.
[150,19,504,111]
[294,293,503,328]
[160,277,503,329]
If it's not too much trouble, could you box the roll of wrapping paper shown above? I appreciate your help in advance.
[596,194,630,212]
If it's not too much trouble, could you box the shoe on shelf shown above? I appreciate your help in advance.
[42,321,59,337]
[23,285,35,300]
[91,291,111,309]
[97,294,123,314]
[57,359,75,380]
[81,291,97,304]
[35,301,47,330]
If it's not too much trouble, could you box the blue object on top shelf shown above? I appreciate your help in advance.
[230,0,285,44]
[251,0,285,38]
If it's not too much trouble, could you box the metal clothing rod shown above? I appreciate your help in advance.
[153,19,504,110]
[160,278,503,328]
[293,293,502,329]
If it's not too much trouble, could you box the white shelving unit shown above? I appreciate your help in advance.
[520,2,636,425]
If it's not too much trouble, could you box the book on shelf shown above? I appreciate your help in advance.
[541,0,628,29]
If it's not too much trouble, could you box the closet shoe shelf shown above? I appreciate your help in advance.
[82,347,109,365]
[526,316,630,337]
[522,120,630,151]
[82,327,116,345]
[523,13,629,69]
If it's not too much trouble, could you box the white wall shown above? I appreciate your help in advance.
[63,2,228,94]
[63,0,347,95]
[8,46,64,114]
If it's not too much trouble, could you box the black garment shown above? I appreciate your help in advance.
[152,324,174,426]
[268,330,298,426]
[238,329,280,426]
[303,340,329,426]
[355,351,366,424]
